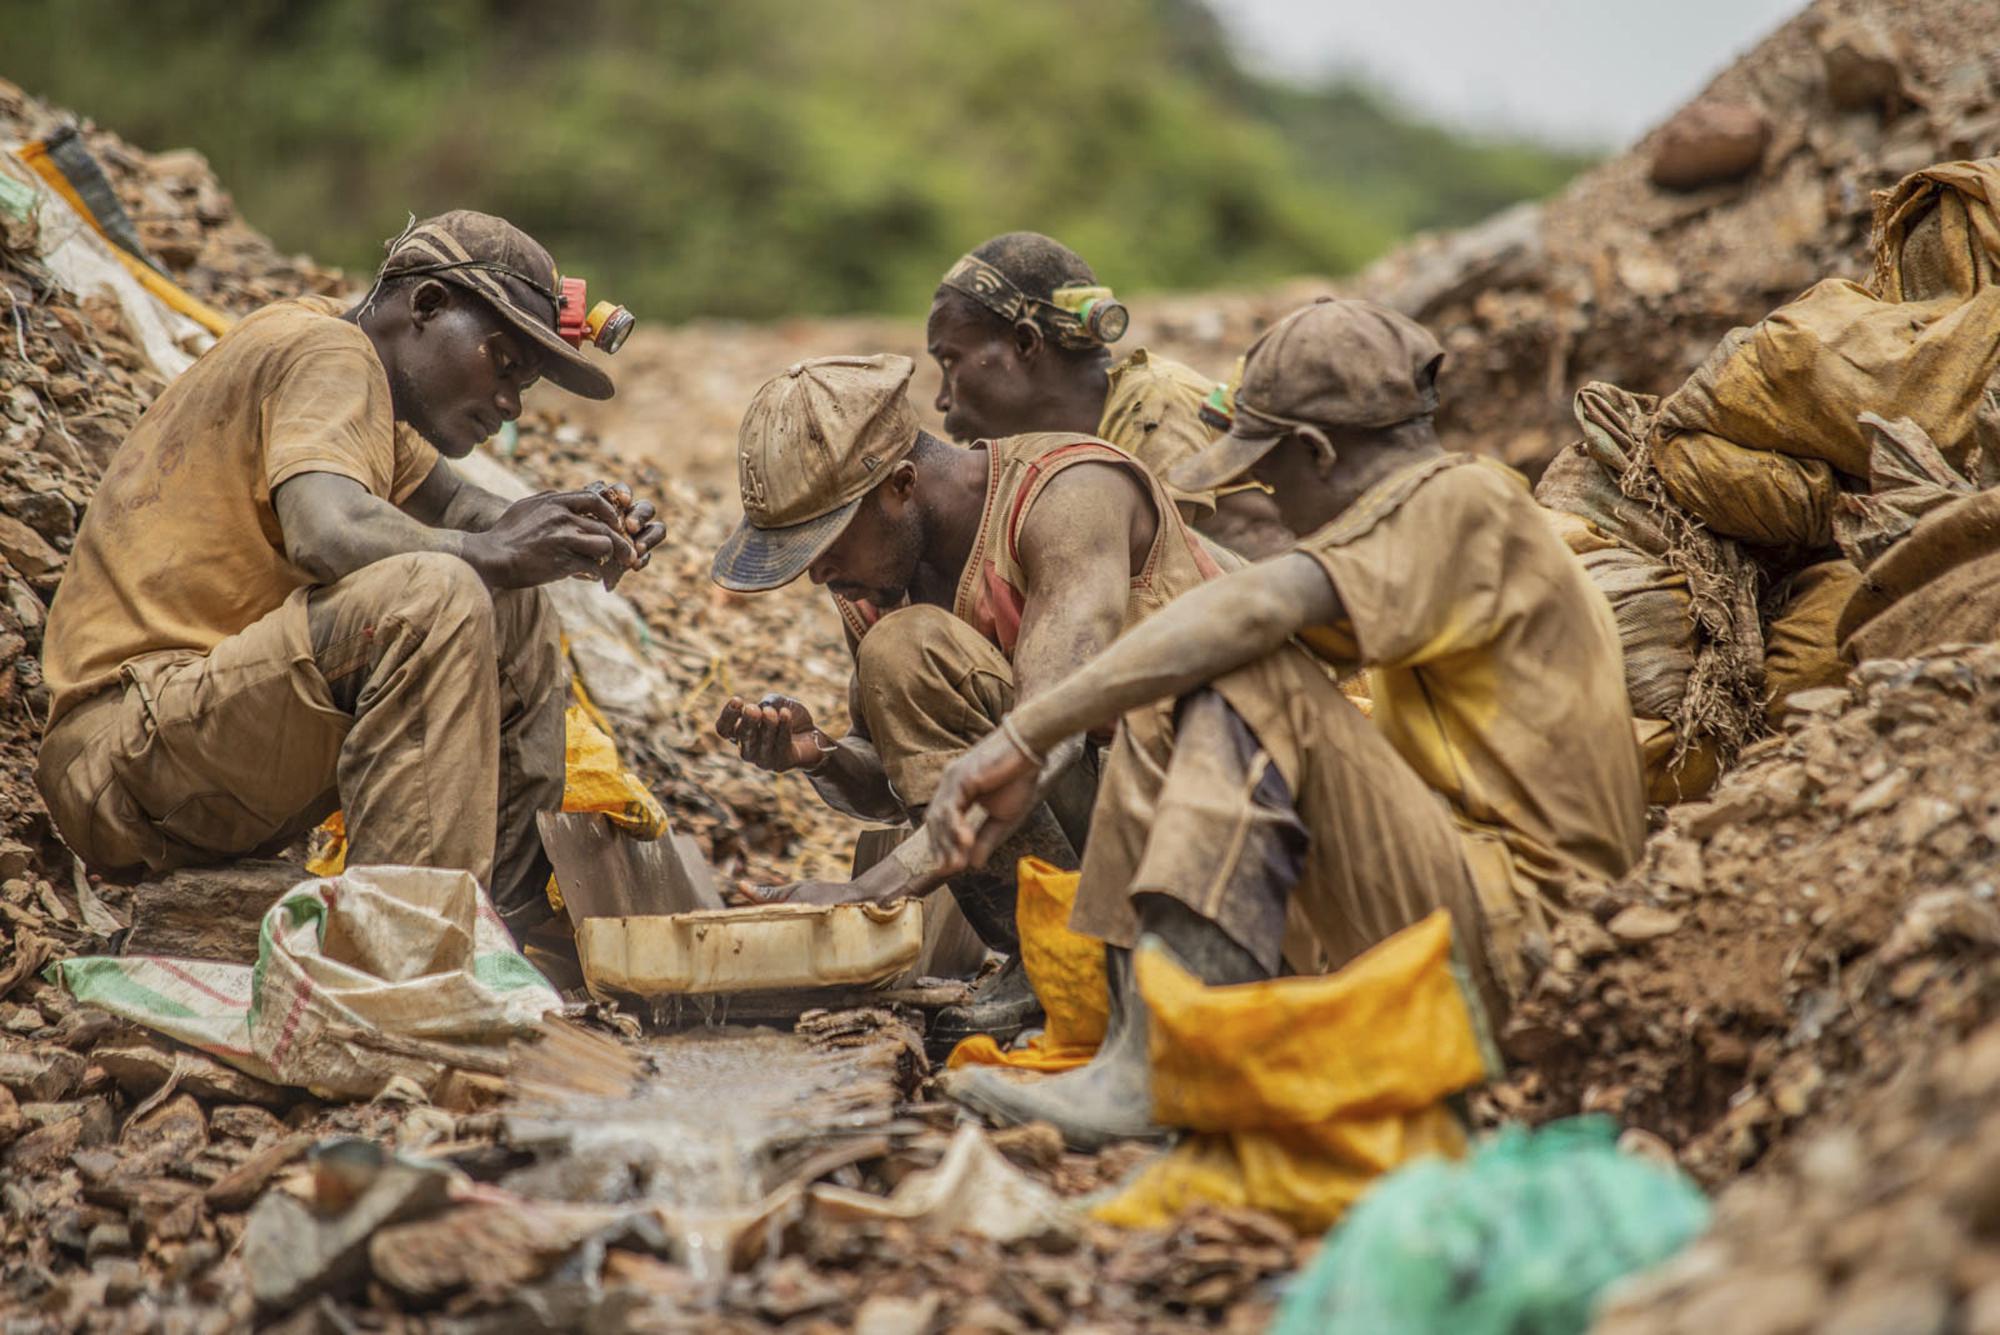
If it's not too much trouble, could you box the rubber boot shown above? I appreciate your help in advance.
[923,802,1081,1054]
[925,950,1042,1059]
[943,898,1269,1150]
[927,865,1043,1056]
[943,943,1161,1149]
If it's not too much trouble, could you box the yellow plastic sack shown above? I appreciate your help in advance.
[306,699,668,888]
[1094,911,1492,1233]
[948,858,1109,1073]
[1762,559,1862,722]
[1092,1105,1468,1234]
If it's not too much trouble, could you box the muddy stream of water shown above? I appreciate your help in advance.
[502,1026,899,1289]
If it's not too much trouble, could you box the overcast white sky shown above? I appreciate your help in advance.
[1207,0,1805,148]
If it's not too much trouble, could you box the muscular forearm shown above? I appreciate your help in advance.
[840,733,1087,903]
[399,458,511,534]
[286,495,475,584]
[1009,557,1331,755]
[804,737,905,823]
[434,481,510,533]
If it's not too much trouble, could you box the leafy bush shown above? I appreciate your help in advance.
[9,0,1592,319]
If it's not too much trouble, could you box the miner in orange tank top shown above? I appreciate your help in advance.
[710,354,1232,1044]
[925,231,1292,560]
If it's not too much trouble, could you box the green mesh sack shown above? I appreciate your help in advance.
[1271,1116,1710,1335]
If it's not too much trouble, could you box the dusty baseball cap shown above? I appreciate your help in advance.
[373,210,615,401]
[711,354,922,592]
[1169,298,1443,493]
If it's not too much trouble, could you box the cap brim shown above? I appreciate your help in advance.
[1167,423,1285,494]
[710,495,864,593]
[506,309,616,401]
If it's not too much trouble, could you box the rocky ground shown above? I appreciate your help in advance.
[5,0,2000,1326]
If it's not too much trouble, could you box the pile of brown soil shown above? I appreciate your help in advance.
[1486,648,2000,1195]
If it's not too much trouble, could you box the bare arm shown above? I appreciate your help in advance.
[398,457,511,532]
[804,676,902,820]
[1008,461,1159,704]
[274,471,635,590]
[1017,554,1340,751]
[925,552,1346,869]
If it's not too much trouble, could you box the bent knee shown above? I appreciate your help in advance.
[491,585,563,679]
[854,604,985,689]
[363,551,493,628]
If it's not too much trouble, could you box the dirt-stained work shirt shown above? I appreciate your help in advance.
[1293,453,1648,906]
[42,296,440,724]
[1098,348,1225,519]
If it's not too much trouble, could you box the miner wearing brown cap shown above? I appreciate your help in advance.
[922,298,1648,1146]
[710,353,1234,1044]
[37,211,662,942]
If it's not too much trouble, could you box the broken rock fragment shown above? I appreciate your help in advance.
[1650,101,1771,191]
[1609,905,1686,943]
[242,1150,457,1313]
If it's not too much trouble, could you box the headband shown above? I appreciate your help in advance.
[938,254,1118,352]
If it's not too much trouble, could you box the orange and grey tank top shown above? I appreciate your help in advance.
[833,431,1236,658]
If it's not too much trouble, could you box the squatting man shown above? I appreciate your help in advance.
[37,211,663,948]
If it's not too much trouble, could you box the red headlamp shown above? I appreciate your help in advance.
[556,276,590,346]
[555,276,634,354]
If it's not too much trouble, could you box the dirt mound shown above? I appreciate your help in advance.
[1484,647,2000,1191]
[1350,0,2000,471]
[1597,1016,2000,1333]
[0,77,348,906]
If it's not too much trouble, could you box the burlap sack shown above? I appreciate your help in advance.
[1840,487,2000,658]
[1546,384,1768,788]
[1762,559,1863,722]
[1634,717,1722,806]
[1843,548,2000,662]
[1540,472,1722,802]
[56,865,560,1099]
[1576,546,1698,723]
[1656,159,2000,489]
[1652,428,1838,554]
[1535,444,1672,559]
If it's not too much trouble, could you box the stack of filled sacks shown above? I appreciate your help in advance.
[1538,157,2000,800]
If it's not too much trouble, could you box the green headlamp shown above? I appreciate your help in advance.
[1051,284,1129,344]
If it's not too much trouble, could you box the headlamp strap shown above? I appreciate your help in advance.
[939,254,1111,352]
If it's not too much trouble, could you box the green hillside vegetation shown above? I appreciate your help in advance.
[8,0,1595,321]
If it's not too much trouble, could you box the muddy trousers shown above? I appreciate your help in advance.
[1070,651,1509,1022]
[36,552,566,936]
[852,604,1094,953]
